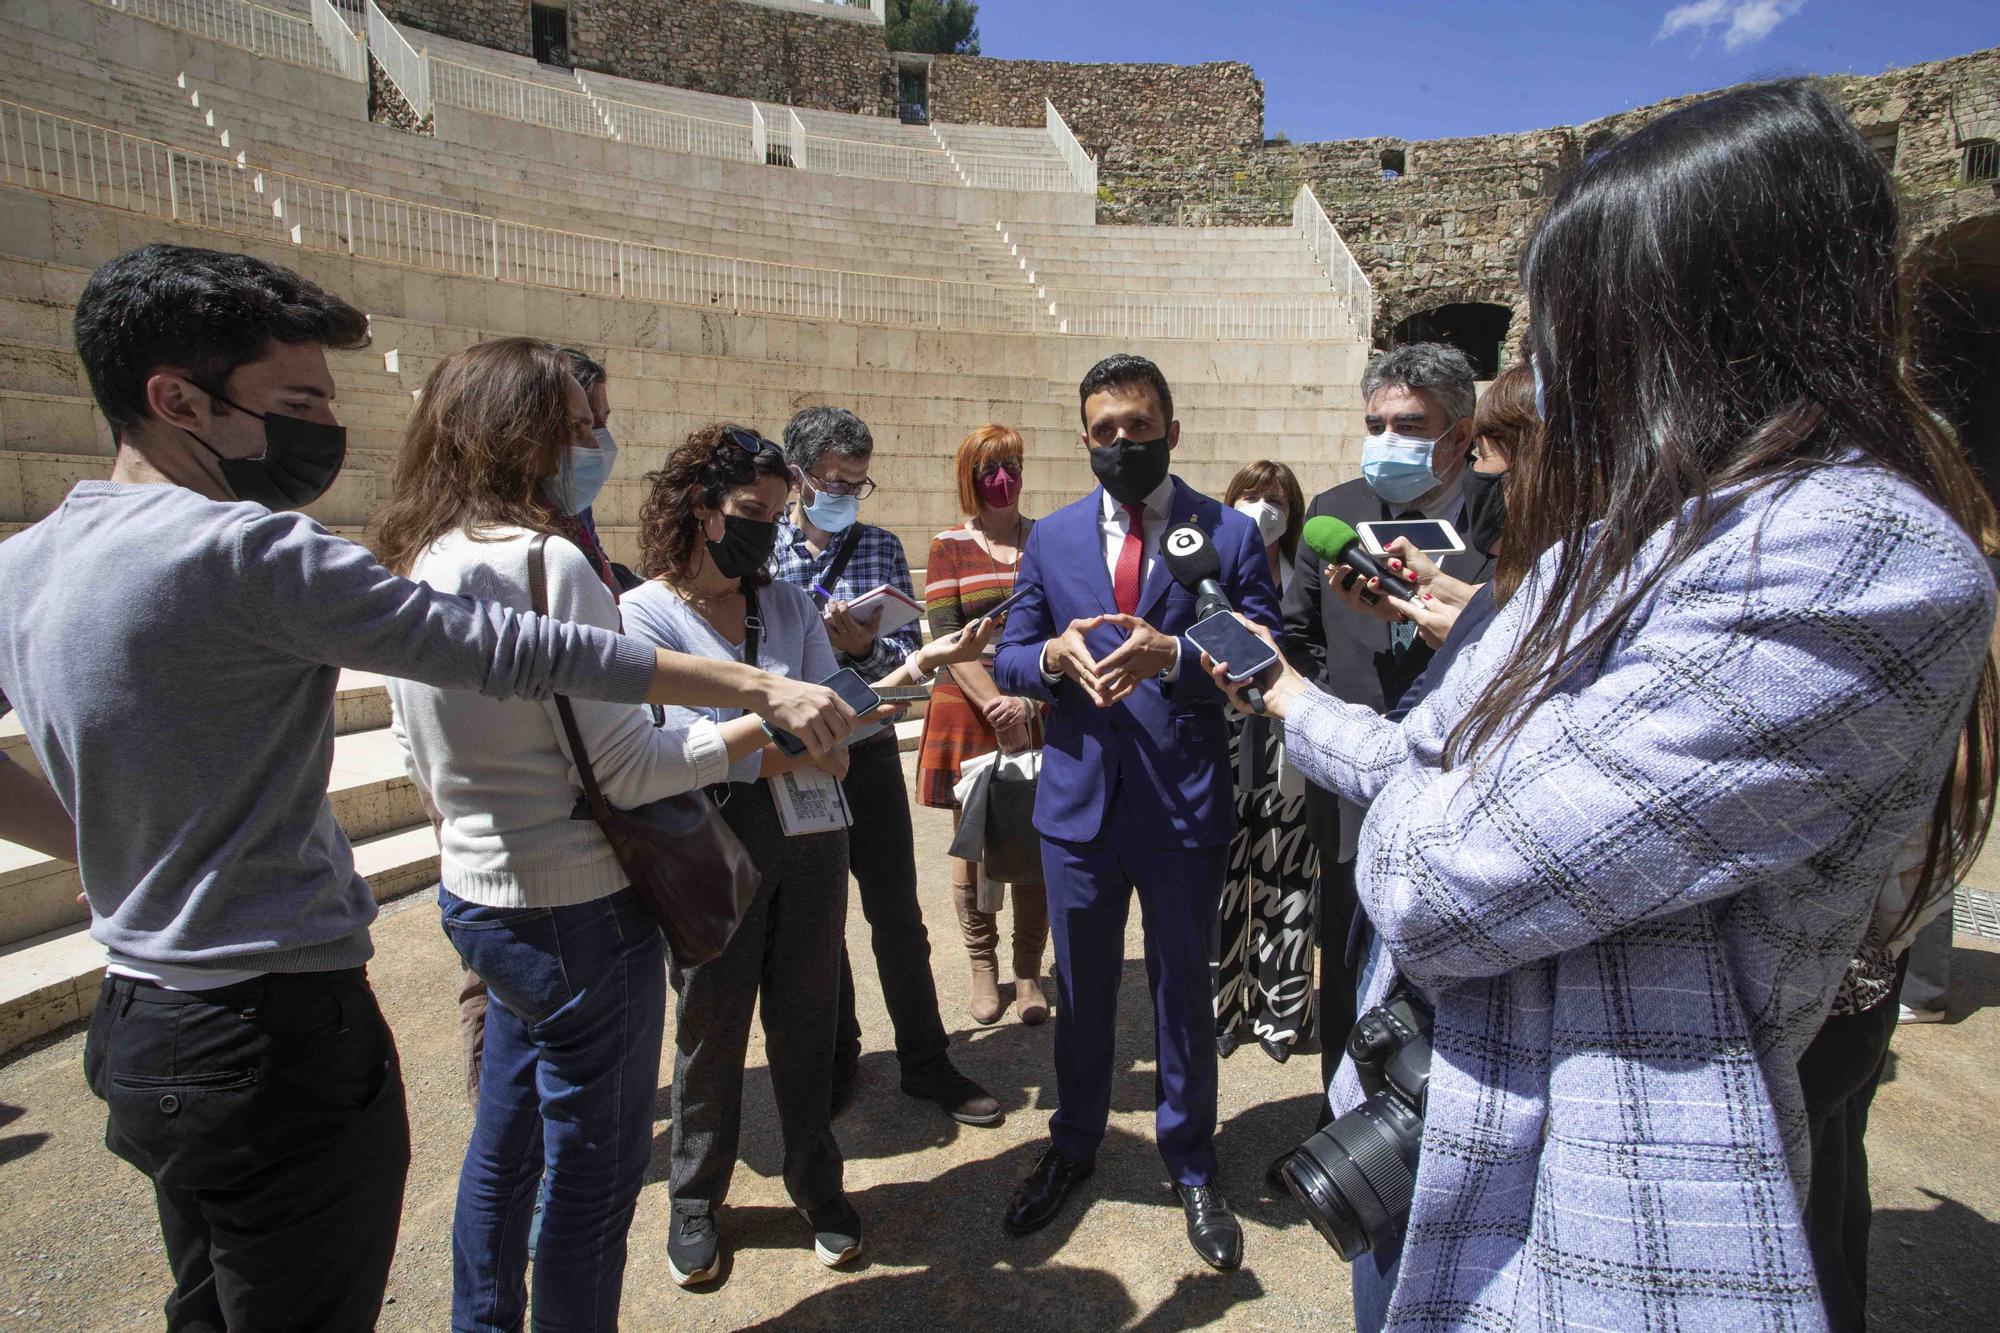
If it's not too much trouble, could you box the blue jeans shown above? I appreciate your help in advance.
[440,887,665,1333]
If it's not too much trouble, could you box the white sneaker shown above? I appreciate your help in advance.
[1898,1004,1945,1024]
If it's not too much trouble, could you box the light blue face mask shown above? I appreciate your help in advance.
[1532,356,1547,419]
[547,428,617,515]
[803,483,860,534]
[1361,432,1443,505]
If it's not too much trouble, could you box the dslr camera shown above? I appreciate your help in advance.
[1276,989,1433,1259]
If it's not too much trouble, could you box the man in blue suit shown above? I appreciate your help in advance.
[992,354,1282,1269]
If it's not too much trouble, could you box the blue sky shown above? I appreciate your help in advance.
[972,1,1996,142]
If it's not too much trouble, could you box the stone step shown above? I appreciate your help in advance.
[0,821,442,1053]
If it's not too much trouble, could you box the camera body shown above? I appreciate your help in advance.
[1277,989,1433,1260]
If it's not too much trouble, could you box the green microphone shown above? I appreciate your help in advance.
[1300,516,1419,598]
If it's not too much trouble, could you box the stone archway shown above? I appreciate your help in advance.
[1916,215,2000,501]
[1388,301,1515,378]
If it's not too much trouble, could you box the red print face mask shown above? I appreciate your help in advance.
[976,465,1021,508]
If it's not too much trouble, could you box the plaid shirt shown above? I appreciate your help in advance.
[769,517,921,683]
[1284,463,1993,1331]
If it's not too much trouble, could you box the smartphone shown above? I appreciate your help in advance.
[975,584,1034,625]
[764,667,885,756]
[1356,518,1465,558]
[1186,610,1280,684]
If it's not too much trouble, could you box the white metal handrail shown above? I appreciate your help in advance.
[365,0,429,120]
[1045,99,1097,195]
[308,0,365,82]
[430,59,599,137]
[796,132,957,186]
[1051,289,1358,342]
[954,151,1079,195]
[732,0,884,24]
[0,98,1050,334]
[751,104,767,166]
[1292,184,1372,342]
[576,73,756,162]
[107,0,357,78]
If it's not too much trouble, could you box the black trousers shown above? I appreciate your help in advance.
[1304,784,1362,1123]
[83,968,410,1333]
[1799,957,1906,1333]
[835,732,950,1078]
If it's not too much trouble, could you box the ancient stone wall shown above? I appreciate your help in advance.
[381,0,895,115]
[1091,47,2000,342]
[928,55,1262,165]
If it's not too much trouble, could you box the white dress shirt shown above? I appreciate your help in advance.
[1043,476,1182,681]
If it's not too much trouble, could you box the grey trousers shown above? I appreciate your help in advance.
[1902,904,1953,1011]
[668,780,849,1217]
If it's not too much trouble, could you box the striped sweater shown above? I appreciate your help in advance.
[1283,462,1993,1331]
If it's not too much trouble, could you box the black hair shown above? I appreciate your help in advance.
[73,243,370,435]
[555,346,607,392]
[1078,353,1174,430]
[1464,77,2000,925]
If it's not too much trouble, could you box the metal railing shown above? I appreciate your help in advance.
[750,104,768,167]
[108,0,359,78]
[1050,289,1359,342]
[795,132,957,186]
[955,151,1080,195]
[365,0,428,120]
[1045,99,1097,195]
[1292,184,1372,342]
[0,98,1049,333]
[431,60,599,137]
[732,0,885,24]
[1963,139,1999,187]
[308,0,365,82]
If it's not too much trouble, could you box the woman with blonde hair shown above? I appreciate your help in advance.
[375,338,782,1332]
[917,424,1049,1024]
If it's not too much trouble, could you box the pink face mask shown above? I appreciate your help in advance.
[976,465,1022,509]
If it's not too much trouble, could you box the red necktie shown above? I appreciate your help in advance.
[1114,502,1145,616]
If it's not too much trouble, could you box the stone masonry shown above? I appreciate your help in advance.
[927,55,1263,166]
[381,0,895,115]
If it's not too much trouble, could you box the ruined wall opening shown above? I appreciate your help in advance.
[1390,302,1514,379]
[1379,148,1405,179]
[1919,217,2000,501]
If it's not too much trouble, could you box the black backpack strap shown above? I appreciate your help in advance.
[808,524,864,606]
[529,534,615,823]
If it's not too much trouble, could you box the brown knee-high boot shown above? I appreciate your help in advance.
[951,855,1005,1024]
[1011,881,1051,1026]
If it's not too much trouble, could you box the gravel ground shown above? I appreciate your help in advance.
[2,756,1996,1330]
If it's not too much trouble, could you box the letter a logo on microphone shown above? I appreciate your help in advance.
[1165,525,1207,560]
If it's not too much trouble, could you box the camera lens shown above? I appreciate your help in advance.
[1278,1096,1423,1259]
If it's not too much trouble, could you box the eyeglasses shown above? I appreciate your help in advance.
[806,472,877,500]
[722,426,783,458]
[977,461,1022,479]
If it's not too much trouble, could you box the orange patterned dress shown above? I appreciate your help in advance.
[916,520,1040,809]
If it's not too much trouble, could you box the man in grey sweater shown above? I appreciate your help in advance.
[0,244,854,1331]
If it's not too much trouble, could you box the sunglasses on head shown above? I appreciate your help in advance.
[722,426,783,458]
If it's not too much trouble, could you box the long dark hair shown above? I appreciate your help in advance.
[376,337,575,576]
[637,423,793,587]
[1460,79,1999,921]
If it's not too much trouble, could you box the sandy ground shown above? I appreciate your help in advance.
[2,755,1997,1330]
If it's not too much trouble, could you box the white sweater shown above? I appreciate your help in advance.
[388,526,729,908]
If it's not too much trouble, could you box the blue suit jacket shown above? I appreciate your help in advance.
[994,478,1283,849]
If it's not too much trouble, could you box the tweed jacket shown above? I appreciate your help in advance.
[1283,462,1993,1332]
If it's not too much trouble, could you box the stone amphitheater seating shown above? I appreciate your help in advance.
[0,0,1372,1050]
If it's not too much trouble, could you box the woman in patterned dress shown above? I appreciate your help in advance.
[1212,461,1318,1061]
[917,425,1050,1025]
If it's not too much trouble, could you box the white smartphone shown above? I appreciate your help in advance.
[1356,518,1466,558]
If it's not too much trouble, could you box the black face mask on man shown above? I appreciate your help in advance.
[1460,467,1507,556]
[1089,435,1172,507]
[183,383,347,511]
[705,513,779,581]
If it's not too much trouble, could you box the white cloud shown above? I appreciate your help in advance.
[1657,0,1805,51]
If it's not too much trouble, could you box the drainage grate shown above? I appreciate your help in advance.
[1953,887,2000,941]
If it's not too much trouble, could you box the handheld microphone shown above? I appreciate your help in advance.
[1162,522,1266,714]
[1300,516,1419,600]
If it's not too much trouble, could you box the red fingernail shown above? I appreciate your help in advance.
[1389,560,1402,570]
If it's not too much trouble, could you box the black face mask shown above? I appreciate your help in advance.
[706,514,778,581]
[186,385,347,511]
[1460,468,1506,556]
[1089,435,1172,507]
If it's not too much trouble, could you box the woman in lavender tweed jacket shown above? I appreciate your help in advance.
[1231,82,2000,1332]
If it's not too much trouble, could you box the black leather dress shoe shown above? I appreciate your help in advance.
[1003,1146,1094,1235]
[1177,1184,1243,1270]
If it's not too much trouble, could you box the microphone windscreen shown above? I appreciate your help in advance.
[1301,515,1360,564]
[1161,522,1222,590]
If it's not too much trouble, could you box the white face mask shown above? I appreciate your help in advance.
[1234,498,1288,547]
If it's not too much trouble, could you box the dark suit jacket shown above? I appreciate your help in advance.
[993,478,1282,850]
[1279,476,1494,860]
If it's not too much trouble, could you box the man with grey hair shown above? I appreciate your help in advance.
[772,405,1002,1129]
[1277,342,1494,1149]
